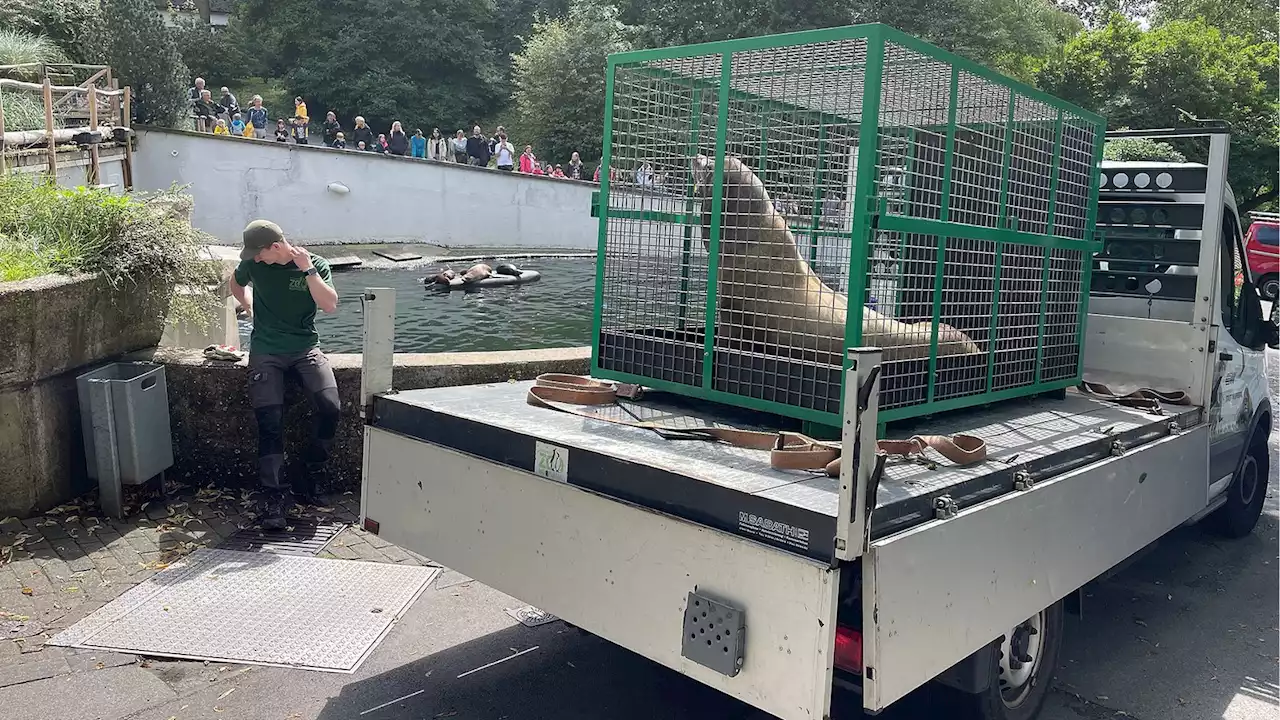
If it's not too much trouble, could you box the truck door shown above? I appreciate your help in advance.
[1207,205,1269,484]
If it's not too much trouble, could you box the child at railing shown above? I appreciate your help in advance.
[230,113,247,137]
[213,118,230,136]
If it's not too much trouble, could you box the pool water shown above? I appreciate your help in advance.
[238,257,597,353]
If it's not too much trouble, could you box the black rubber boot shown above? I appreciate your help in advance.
[297,462,330,506]
[261,491,288,531]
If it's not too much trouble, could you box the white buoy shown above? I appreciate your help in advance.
[327,182,350,195]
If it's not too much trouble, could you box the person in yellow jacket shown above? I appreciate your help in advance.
[213,118,230,136]
[294,96,308,122]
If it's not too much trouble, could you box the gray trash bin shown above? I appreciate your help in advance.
[76,361,175,518]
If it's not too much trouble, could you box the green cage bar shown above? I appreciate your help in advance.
[591,23,1106,431]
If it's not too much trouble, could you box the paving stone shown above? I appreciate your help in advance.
[33,557,74,586]
[0,589,36,616]
[0,518,22,534]
[0,640,21,662]
[361,530,394,549]
[47,600,106,631]
[0,568,21,591]
[145,503,171,522]
[373,545,418,564]
[68,569,104,593]
[65,650,137,673]
[87,548,123,573]
[107,545,146,572]
[0,655,70,688]
[35,520,68,538]
[12,569,53,597]
[121,530,159,555]
[342,540,389,563]
[324,543,360,561]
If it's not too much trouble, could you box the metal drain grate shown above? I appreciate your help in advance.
[217,521,344,556]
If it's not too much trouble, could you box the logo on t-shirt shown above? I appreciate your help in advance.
[289,275,309,291]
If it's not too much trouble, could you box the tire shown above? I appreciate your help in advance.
[1260,275,1279,302]
[951,600,1066,720]
[1208,432,1270,539]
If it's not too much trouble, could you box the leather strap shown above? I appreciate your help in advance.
[526,374,987,476]
[1078,380,1191,413]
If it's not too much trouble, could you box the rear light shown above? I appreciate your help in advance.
[363,517,380,535]
[833,626,862,675]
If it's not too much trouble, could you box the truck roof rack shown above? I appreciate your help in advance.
[1248,211,1279,222]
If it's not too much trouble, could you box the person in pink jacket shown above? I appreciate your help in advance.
[519,145,537,174]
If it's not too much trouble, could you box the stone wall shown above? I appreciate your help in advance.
[131,127,601,248]
[0,273,171,518]
[136,346,591,494]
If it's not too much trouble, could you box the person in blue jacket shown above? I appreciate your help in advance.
[410,129,427,158]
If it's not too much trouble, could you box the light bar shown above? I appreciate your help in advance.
[1099,166,1207,194]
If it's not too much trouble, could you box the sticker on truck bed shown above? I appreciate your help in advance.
[534,441,569,483]
[738,511,810,551]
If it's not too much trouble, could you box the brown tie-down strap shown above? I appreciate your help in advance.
[526,375,987,476]
[1078,380,1191,413]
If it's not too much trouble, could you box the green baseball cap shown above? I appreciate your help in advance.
[241,219,285,260]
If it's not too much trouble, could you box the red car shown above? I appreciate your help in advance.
[1245,212,1279,301]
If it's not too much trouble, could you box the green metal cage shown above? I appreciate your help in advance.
[590,23,1107,430]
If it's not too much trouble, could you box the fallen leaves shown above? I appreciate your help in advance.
[20,587,33,596]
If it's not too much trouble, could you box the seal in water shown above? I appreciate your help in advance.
[430,268,457,285]
[494,262,521,277]
[461,263,493,283]
[691,154,982,364]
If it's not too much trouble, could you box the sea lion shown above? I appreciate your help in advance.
[430,268,457,285]
[691,154,982,364]
[461,263,493,283]
[494,262,521,277]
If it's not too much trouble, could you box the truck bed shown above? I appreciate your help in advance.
[370,381,1201,562]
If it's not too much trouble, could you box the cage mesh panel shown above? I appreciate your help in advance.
[596,30,1101,425]
[993,243,1046,390]
[934,237,996,400]
[1042,248,1085,381]
[1006,96,1057,236]
[706,39,867,414]
[1054,115,1096,240]
[597,58,720,386]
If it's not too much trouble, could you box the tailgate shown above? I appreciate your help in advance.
[361,426,840,720]
[861,426,1208,711]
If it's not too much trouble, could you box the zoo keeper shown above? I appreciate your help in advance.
[229,219,340,530]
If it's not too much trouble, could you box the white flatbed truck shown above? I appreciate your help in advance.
[355,129,1277,720]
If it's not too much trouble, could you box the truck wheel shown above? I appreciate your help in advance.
[1259,275,1279,302]
[962,600,1065,720]
[1208,434,1269,539]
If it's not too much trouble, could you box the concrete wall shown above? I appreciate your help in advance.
[131,127,601,248]
[0,273,171,518]
[138,346,591,496]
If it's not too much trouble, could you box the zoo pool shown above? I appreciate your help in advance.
[237,257,597,353]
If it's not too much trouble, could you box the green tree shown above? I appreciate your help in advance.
[168,11,260,87]
[1150,0,1276,44]
[1103,136,1186,162]
[1039,15,1278,212]
[511,0,633,164]
[81,0,191,127]
[0,0,96,61]
[619,0,858,51]
[237,0,505,133]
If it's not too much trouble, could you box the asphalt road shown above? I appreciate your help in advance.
[18,353,1279,720]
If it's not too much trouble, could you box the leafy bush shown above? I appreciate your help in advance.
[0,27,68,75]
[0,92,62,132]
[0,0,95,62]
[1103,137,1188,163]
[0,175,220,326]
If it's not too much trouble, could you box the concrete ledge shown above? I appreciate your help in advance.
[0,273,170,388]
[131,346,592,494]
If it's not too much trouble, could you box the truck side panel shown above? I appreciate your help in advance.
[361,427,840,720]
[863,425,1209,711]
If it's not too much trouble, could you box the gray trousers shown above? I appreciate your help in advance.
[247,349,341,490]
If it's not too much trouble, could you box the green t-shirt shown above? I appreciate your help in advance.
[233,254,333,355]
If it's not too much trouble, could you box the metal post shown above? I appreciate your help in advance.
[835,347,882,561]
[0,86,6,176]
[87,84,99,186]
[122,87,134,190]
[360,287,396,420]
[1190,133,1231,407]
[42,77,56,180]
